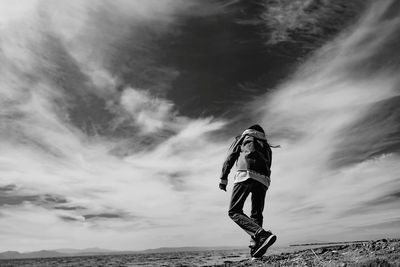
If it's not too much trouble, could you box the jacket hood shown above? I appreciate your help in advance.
[241,129,267,141]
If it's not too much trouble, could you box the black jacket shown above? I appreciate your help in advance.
[220,129,272,180]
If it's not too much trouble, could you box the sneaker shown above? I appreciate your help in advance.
[250,247,263,261]
[249,237,257,249]
[251,256,263,261]
[252,230,277,258]
[249,237,261,260]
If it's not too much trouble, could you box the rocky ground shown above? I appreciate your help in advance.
[217,239,400,267]
[0,239,398,266]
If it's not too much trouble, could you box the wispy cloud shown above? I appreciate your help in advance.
[119,88,177,133]
[260,0,366,44]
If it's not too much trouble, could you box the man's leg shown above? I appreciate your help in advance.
[250,180,267,227]
[249,180,267,249]
[247,180,276,258]
[228,180,263,237]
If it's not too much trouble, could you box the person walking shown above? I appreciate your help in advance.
[219,124,277,259]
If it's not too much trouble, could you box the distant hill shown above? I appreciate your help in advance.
[0,250,65,259]
[54,247,115,254]
[0,251,21,259]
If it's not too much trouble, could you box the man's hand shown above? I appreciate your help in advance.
[219,179,227,192]
[219,183,226,191]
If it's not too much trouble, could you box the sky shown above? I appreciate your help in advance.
[0,0,399,252]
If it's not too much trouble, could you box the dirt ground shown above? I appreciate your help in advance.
[217,238,400,267]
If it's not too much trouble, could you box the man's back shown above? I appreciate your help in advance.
[236,134,272,177]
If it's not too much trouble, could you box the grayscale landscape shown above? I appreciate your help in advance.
[0,0,399,266]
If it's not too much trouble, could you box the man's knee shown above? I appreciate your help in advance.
[228,209,241,219]
[228,210,235,219]
[251,213,263,225]
[251,213,263,220]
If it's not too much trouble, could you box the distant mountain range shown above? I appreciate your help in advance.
[0,246,246,260]
[54,247,114,254]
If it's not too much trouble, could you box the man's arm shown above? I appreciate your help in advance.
[268,146,272,169]
[219,138,241,190]
[266,145,272,178]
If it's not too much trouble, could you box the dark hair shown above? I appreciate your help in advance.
[248,124,265,134]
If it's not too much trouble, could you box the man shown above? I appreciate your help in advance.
[219,124,276,259]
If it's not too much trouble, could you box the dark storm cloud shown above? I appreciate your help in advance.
[43,194,68,204]
[59,216,80,222]
[0,195,38,206]
[0,190,68,208]
[0,185,16,192]
[83,213,124,220]
[54,206,85,211]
